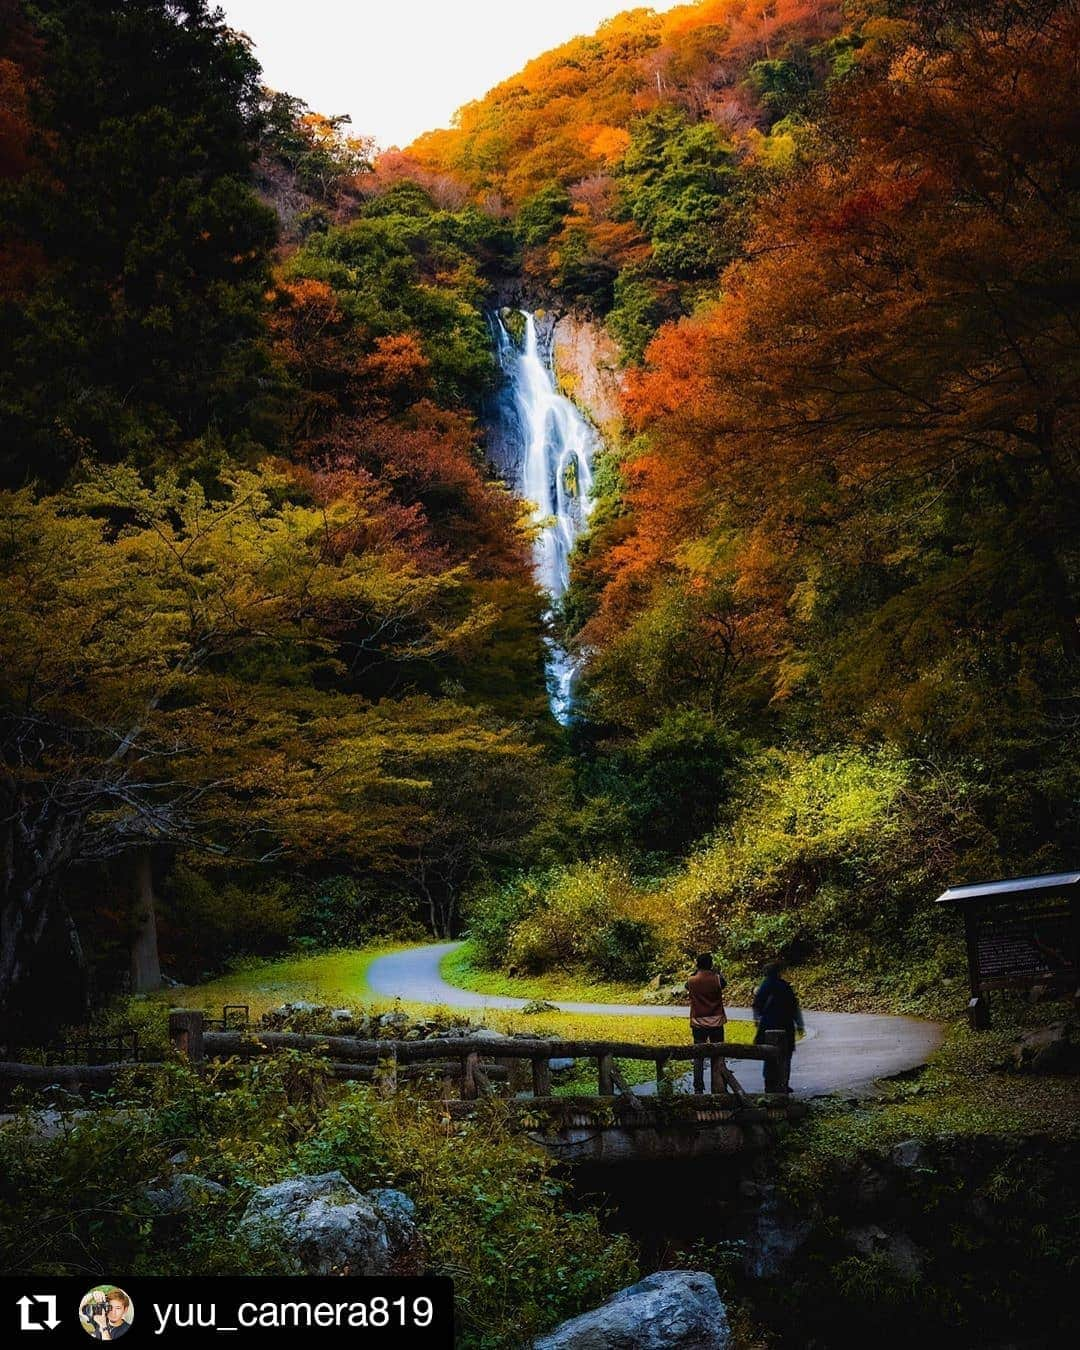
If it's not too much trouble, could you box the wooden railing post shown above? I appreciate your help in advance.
[376,1045,398,1097]
[461,1051,479,1100]
[609,1060,644,1113]
[531,1053,551,1098]
[655,1053,669,1089]
[709,1050,724,1095]
[597,1053,614,1096]
[168,1009,204,1063]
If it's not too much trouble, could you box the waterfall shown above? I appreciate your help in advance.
[491,310,597,722]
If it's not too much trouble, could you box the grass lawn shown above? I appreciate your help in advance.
[151,943,753,1049]
[149,940,418,1017]
[136,941,753,1092]
[440,940,685,1005]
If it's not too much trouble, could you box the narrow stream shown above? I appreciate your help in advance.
[491,310,598,722]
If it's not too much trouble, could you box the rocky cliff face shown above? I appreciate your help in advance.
[551,314,625,442]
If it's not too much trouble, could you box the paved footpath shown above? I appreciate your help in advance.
[366,942,944,1099]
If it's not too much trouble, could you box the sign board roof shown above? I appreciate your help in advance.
[935,872,1080,905]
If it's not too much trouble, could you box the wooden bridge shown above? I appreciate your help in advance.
[0,1009,806,1161]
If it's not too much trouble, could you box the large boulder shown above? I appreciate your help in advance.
[845,1225,925,1281]
[533,1271,731,1349]
[640,986,689,1006]
[742,1184,815,1278]
[145,1173,226,1215]
[239,1172,421,1276]
[1013,1022,1080,1074]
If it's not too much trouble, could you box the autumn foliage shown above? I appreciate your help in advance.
[0,0,551,1039]
[577,1,1079,863]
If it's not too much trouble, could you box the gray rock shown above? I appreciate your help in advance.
[145,1174,226,1214]
[548,1057,576,1073]
[640,985,690,1006]
[891,1138,927,1170]
[377,1011,410,1032]
[846,1225,925,1281]
[369,1188,417,1251]
[849,1160,891,1210]
[742,1184,815,1278]
[533,1270,731,1349]
[330,1008,354,1024]
[239,1171,419,1276]
[471,1028,509,1041]
[260,1000,333,1030]
[1014,1022,1080,1074]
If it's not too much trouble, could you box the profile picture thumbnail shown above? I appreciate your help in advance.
[78,1287,134,1340]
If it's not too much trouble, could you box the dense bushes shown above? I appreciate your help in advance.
[665,747,982,989]
[574,709,744,854]
[295,876,424,950]
[666,748,919,962]
[468,749,978,995]
[0,1056,636,1347]
[467,860,660,983]
[160,866,299,981]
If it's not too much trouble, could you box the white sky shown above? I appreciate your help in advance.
[219,1,681,151]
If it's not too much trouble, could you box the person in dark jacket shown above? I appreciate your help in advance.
[686,952,727,1092]
[752,960,804,1092]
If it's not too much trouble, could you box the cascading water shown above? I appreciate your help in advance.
[491,310,597,722]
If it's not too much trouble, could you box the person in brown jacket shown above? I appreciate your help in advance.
[686,952,727,1092]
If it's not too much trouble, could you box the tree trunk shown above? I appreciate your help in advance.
[129,846,162,993]
[0,875,89,1049]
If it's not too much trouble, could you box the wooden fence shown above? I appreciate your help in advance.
[0,1009,782,1108]
[180,1010,782,1104]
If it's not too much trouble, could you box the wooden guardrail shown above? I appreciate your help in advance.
[174,1010,782,1103]
[0,1011,782,1107]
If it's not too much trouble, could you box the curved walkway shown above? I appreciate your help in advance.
[367,942,944,1098]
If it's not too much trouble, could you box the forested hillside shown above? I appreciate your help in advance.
[406,0,1080,1005]
[1,2,1077,1345]
[2,0,1076,1036]
[0,0,555,1043]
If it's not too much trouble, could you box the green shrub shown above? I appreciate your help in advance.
[297,876,424,949]
[465,870,550,967]
[589,916,659,983]
[160,864,298,979]
[0,1059,635,1348]
[663,748,974,979]
[506,860,639,975]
